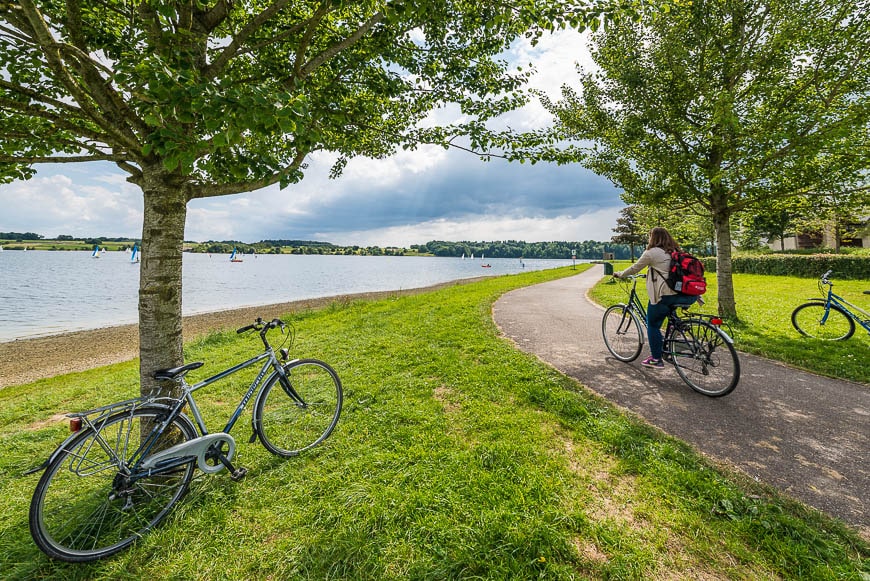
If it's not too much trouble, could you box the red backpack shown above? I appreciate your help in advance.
[664,250,707,296]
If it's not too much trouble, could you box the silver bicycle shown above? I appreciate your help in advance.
[26,317,342,562]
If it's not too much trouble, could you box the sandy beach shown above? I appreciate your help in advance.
[0,281,480,388]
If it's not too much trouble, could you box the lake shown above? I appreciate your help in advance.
[0,250,582,342]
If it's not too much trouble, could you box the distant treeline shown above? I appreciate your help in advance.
[0,231,44,240]
[3,233,637,259]
[409,240,635,259]
[189,240,410,256]
[189,239,636,259]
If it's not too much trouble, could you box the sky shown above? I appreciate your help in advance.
[0,29,625,247]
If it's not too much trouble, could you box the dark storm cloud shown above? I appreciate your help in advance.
[259,152,621,240]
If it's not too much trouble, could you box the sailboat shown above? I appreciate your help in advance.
[230,247,244,262]
[130,244,140,263]
[91,245,100,258]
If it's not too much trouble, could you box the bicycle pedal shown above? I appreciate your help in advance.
[230,467,248,481]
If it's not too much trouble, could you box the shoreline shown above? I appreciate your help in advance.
[0,279,485,389]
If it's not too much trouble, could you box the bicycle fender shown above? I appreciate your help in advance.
[23,429,87,475]
[717,328,735,345]
[24,403,179,476]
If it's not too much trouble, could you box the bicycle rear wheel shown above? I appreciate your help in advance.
[29,407,197,562]
[669,320,740,397]
[254,359,343,457]
[602,304,644,362]
[791,302,855,340]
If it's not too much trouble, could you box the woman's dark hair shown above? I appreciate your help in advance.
[647,227,679,252]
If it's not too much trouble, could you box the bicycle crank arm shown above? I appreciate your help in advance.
[140,432,236,474]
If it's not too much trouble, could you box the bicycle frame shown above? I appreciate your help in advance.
[617,276,734,344]
[816,286,870,334]
[34,333,301,480]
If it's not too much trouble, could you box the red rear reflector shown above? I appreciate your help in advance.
[70,418,82,432]
[711,318,723,326]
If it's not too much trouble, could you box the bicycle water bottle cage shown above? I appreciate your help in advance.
[153,362,204,381]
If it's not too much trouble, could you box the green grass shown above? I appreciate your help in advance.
[591,263,870,384]
[1,267,867,579]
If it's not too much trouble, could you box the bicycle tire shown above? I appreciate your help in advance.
[29,406,197,562]
[602,304,644,362]
[254,359,343,457]
[669,320,740,397]
[791,302,855,341]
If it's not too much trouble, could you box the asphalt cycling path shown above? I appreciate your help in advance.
[493,264,868,537]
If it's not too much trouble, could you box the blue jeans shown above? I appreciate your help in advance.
[647,294,697,359]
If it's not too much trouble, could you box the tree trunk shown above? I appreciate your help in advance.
[138,168,188,398]
[713,207,737,319]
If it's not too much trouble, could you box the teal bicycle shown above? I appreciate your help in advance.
[791,270,870,341]
[27,317,342,562]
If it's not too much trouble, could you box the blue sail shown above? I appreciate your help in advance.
[91,245,100,258]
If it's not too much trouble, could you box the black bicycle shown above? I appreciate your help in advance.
[602,275,740,397]
[26,317,342,562]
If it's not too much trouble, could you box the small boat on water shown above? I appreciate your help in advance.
[230,247,244,262]
[91,245,100,258]
[130,244,140,263]
[481,264,492,268]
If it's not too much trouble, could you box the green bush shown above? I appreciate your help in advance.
[701,254,870,279]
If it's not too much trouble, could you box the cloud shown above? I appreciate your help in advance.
[0,167,143,237]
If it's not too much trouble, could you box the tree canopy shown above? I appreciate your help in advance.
[541,0,870,317]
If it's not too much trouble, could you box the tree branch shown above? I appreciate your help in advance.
[204,0,296,79]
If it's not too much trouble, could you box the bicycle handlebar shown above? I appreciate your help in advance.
[236,317,286,335]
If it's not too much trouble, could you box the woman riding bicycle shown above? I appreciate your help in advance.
[614,227,696,369]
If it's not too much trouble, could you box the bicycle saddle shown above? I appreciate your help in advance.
[153,361,204,381]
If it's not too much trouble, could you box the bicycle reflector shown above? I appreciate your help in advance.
[710,317,723,326]
[69,417,82,432]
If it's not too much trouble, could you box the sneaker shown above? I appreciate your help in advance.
[641,356,664,369]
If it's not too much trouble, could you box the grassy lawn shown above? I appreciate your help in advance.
[1,266,867,579]
[590,263,870,384]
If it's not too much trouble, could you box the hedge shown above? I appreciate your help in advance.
[700,254,870,279]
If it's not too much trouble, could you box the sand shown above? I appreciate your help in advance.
[0,281,482,388]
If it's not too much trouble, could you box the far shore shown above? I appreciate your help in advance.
[0,279,487,389]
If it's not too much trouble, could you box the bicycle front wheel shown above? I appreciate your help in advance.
[29,406,197,562]
[669,321,740,397]
[602,304,644,362]
[255,359,343,457]
[791,302,855,341]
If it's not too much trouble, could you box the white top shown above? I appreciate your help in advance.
[616,247,677,305]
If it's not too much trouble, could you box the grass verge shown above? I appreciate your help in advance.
[1,266,867,579]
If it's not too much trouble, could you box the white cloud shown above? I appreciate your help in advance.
[327,208,622,248]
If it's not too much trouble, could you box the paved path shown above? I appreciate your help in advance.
[493,265,869,537]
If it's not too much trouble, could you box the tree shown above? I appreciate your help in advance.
[542,0,870,317]
[610,204,645,260]
[0,1,595,396]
